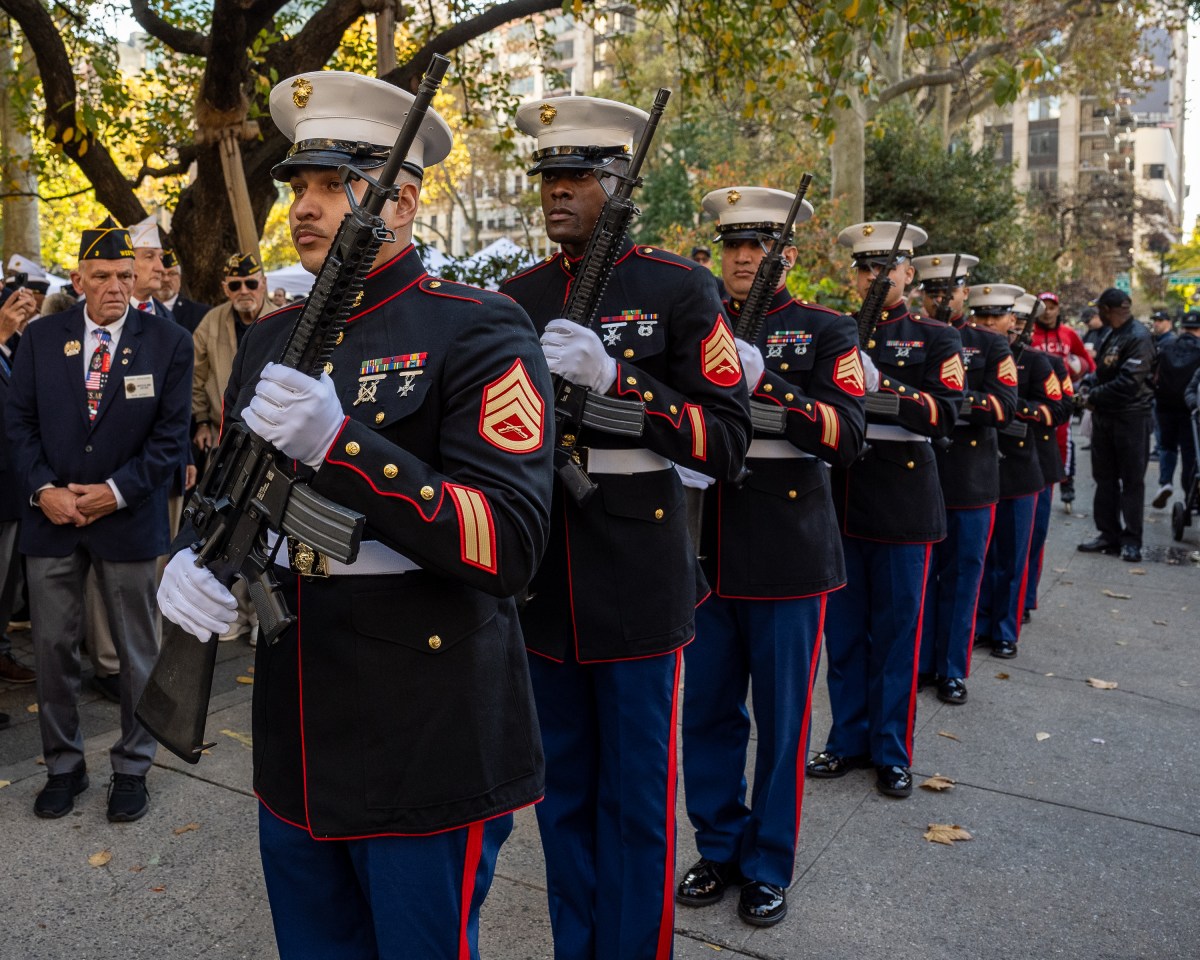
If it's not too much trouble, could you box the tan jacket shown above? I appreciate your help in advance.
[192,301,266,429]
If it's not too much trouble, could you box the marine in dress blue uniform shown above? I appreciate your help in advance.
[158,71,555,960]
[974,290,1058,659]
[914,259,1017,706]
[808,221,963,799]
[500,97,751,960]
[675,187,865,927]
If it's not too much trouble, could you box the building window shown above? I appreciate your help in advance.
[1028,96,1061,121]
[1028,121,1058,168]
[1143,163,1166,180]
[986,124,1013,165]
[1030,169,1058,194]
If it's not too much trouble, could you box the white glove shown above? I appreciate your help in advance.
[540,319,617,393]
[735,339,765,392]
[675,464,715,489]
[1066,354,1084,378]
[158,550,238,642]
[243,362,346,468]
[862,353,881,392]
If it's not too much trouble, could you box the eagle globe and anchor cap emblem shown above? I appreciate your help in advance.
[539,103,557,125]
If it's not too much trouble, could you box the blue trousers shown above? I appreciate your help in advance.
[258,803,512,960]
[823,538,931,769]
[979,494,1037,646]
[682,594,825,888]
[528,651,681,960]
[920,506,995,681]
[1024,484,1054,613]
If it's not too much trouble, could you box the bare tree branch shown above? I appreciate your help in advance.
[263,0,368,79]
[0,184,92,202]
[130,0,210,56]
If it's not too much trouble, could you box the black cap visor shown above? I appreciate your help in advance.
[271,139,423,181]
[715,223,792,245]
[527,145,629,175]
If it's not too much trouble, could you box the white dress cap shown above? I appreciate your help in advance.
[269,71,453,180]
[700,186,814,240]
[515,96,648,173]
[1013,292,1046,320]
[969,283,1025,313]
[6,253,48,283]
[912,253,979,285]
[836,221,928,261]
[128,214,162,250]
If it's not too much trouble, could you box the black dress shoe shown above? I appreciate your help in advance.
[991,638,1018,659]
[676,858,745,907]
[1078,537,1120,555]
[973,633,992,648]
[737,880,787,927]
[875,765,913,798]
[937,677,968,705]
[806,751,871,779]
[34,766,89,819]
[107,773,149,823]
[90,673,121,704]
[1021,609,1032,625]
[1120,544,1142,563]
[917,671,939,689]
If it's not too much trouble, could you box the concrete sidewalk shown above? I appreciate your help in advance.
[2,458,1198,960]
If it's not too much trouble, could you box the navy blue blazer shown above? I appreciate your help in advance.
[5,303,193,560]
[0,353,22,523]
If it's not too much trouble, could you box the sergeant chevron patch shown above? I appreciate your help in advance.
[940,354,965,391]
[701,318,741,387]
[833,348,866,396]
[479,359,545,453]
[1044,371,1062,400]
[997,355,1018,386]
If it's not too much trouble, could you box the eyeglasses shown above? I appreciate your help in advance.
[226,279,260,292]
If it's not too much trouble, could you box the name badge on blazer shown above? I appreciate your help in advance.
[124,374,155,399]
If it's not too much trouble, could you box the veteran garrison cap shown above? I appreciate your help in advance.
[128,215,162,250]
[269,71,453,181]
[701,186,814,243]
[5,254,49,292]
[161,249,179,270]
[912,253,978,289]
[837,221,928,264]
[224,252,262,277]
[969,283,1024,316]
[515,96,648,175]
[1013,292,1046,321]
[79,216,134,262]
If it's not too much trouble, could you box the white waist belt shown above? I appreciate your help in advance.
[266,530,420,576]
[585,448,672,474]
[866,424,931,443]
[747,439,816,460]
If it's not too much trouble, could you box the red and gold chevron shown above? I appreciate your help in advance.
[940,354,965,391]
[478,359,545,454]
[1044,371,1062,400]
[997,355,1018,386]
[832,348,865,396]
[701,318,742,387]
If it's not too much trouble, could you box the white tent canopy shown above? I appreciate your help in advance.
[265,244,458,298]
[455,236,534,272]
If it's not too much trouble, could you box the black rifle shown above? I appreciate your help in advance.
[732,173,813,343]
[855,220,908,351]
[137,55,452,764]
[552,88,671,503]
[1010,311,1036,362]
[932,253,962,325]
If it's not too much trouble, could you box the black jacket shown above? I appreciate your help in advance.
[1088,319,1155,417]
[998,347,1058,499]
[1154,333,1200,410]
[1032,351,1075,486]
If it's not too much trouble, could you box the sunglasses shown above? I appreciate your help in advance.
[226,279,260,291]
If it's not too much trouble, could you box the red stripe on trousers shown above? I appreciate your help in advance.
[1013,503,1039,643]
[457,821,485,960]
[904,544,934,764]
[655,650,683,960]
[965,505,997,680]
[792,596,827,853]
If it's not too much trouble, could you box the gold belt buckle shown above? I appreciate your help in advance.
[287,537,330,578]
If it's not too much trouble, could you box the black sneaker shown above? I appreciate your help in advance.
[106,773,149,823]
[34,766,89,819]
[90,673,121,704]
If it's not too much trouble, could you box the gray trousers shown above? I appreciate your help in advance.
[0,519,21,656]
[29,547,160,776]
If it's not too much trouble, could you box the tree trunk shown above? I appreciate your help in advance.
[0,20,40,267]
[830,90,866,223]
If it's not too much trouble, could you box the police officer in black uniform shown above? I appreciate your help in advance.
[913,256,1017,705]
[675,187,865,927]
[808,221,963,799]
[158,71,554,960]
[1077,288,1155,562]
[501,96,751,960]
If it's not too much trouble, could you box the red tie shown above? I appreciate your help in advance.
[138,301,150,312]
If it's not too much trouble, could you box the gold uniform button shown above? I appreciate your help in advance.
[912,392,920,400]
[642,247,653,254]
[324,361,334,375]
[780,362,790,371]
[906,460,915,469]
[805,403,812,411]
[375,411,385,424]
[345,442,361,456]
[868,339,876,349]
[763,383,773,393]
[898,386,906,394]
[383,464,399,479]
[428,635,442,650]
[785,393,794,402]
[420,485,435,500]
[882,379,891,388]
[335,331,345,346]
[1018,441,1025,448]
[787,489,797,499]
[643,391,654,401]
[428,280,442,288]
[626,377,637,386]
[670,404,678,414]
[654,508,664,520]
[897,359,906,366]
[623,349,634,359]
[970,440,977,447]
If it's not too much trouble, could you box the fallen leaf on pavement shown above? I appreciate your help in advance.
[995,672,1010,680]
[924,823,972,845]
[936,730,960,741]
[26,703,37,713]
[0,780,10,789]
[220,729,253,749]
[1035,732,1051,741]
[247,666,255,675]
[129,865,145,873]
[1061,580,1074,586]
[173,822,200,836]
[235,676,254,685]
[35,757,44,765]
[920,774,956,792]
[1180,681,1192,687]
[88,851,112,868]
[1153,620,1168,626]
[1103,589,1131,599]
[1087,678,1118,690]
[149,886,165,893]
[1130,568,1146,575]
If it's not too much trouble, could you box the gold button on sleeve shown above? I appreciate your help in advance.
[898,386,906,394]
[763,383,773,393]
[654,508,664,520]
[787,489,797,499]
[420,485,435,500]
[626,376,637,386]
[623,349,634,359]
[428,635,442,650]
[345,441,361,456]
[669,404,678,414]
[643,391,654,401]
[383,464,399,479]
[375,411,385,424]
[882,379,890,388]
[969,440,977,447]
[785,393,794,402]
[780,362,790,371]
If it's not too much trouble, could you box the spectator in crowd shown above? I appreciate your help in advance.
[159,250,210,334]
[1150,310,1176,351]
[190,252,268,644]
[40,292,76,315]
[1081,306,1105,357]
[5,216,193,822]
[3,255,50,318]
[127,216,171,320]
[270,287,289,308]
[1152,311,1200,508]
[0,288,38,685]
